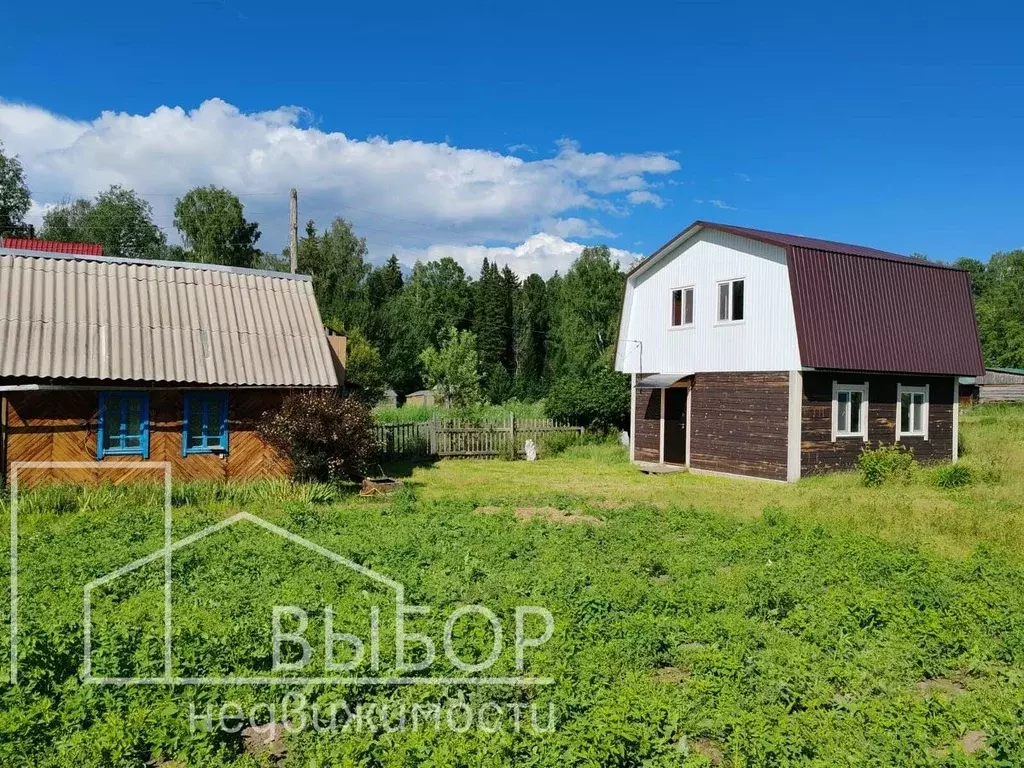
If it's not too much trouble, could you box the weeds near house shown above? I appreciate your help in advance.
[858,443,919,486]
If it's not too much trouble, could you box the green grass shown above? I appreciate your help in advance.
[374,398,547,423]
[1,404,1024,765]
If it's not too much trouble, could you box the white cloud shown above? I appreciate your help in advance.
[708,199,736,210]
[627,190,665,207]
[735,172,751,182]
[0,98,679,275]
[400,233,644,278]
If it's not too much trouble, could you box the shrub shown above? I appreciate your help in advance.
[259,391,376,482]
[858,443,918,486]
[935,463,974,489]
[545,366,630,430]
[540,430,585,457]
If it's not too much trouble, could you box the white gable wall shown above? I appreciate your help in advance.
[616,229,801,374]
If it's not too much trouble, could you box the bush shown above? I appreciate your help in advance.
[935,463,974,489]
[858,443,918,486]
[540,430,585,457]
[545,366,630,430]
[259,391,376,482]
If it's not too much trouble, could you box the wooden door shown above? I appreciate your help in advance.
[663,387,687,465]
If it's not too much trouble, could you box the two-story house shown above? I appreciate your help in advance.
[614,221,985,482]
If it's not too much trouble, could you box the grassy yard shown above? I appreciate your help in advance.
[0,405,1023,766]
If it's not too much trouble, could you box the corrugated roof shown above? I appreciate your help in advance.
[0,251,338,387]
[2,237,103,256]
[629,221,986,377]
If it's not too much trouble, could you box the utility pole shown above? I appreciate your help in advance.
[289,188,298,274]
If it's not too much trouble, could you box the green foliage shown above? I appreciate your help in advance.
[934,463,974,489]
[173,185,261,268]
[540,429,584,456]
[296,218,371,333]
[961,249,1024,367]
[545,365,630,429]
[341,327,387,406]
[419,326,483,409]
[374,398,546,424]
[858,443,919,486]
[6,454,1024,765]
[258,391,376,481]
[0,140,31,236]
[41,185,166,259]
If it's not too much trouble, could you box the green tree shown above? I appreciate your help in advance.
[173,186,261,268]
[0,141,31,237]
[343,328,388,406]
[545,365,630,430]
[974,250,1024,367]
[41,186,166,259]
[297,218,371,331]
[420,327,482,409]
[548,245,624,377]
[514,273,549,399]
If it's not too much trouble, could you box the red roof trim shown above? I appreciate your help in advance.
[2,237,103,256]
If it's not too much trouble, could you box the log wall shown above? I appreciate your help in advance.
[3,389,291,486]
[633,379,662,463]
[801,372,955,475]
[689,372,790,481]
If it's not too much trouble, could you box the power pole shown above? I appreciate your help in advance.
[289,188,298,273]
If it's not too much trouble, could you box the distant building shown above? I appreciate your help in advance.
[615,221,984,482]
[404,389,436,407]
[960,368,1024,404]
[380,388,399,407]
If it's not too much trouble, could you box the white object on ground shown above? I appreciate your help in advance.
[524,439,537,461]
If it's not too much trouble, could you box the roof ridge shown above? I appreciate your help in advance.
[0,248,310,281]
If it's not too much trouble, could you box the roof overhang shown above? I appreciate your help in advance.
[635,374,691,389]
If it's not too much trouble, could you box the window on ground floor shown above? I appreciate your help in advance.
[98,392,150,459]
[897,384,929,440]
[183,392,229,455]
[832,382,868,440]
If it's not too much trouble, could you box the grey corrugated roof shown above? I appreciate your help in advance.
[0,250,338,387]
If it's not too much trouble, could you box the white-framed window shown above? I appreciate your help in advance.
[897,384,929,440]
[716,278,745,323]
[832,381,869,440]
[670,286,694,328]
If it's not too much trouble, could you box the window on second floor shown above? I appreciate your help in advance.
[671,287,694,327]
[716,279,745,322]
[97,392,150,459]
[183,392,229,455]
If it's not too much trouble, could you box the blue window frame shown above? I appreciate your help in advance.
[97,392,150,459]
[182,393,229,456]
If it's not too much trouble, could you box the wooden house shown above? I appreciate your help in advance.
[960,368,1024,404]
[0,243,343,485]
[614,221,985,481]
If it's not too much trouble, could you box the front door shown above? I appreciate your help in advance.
[663,387,687,465]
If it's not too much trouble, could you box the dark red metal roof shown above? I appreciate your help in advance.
[2,237,103,256]
[636,221,985,377]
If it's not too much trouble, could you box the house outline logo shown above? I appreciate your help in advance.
[9,461,552,688]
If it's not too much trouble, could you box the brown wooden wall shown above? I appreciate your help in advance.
[801,372,955,476]
[689,372,790,481]
[633,379,661,463]
[3,389,291,486]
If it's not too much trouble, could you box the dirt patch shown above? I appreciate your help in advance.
[653,666,690,684]
[961,731,988,755]
[476,505,604,526]
[915,676,968,697]
[242,723,287,761]
[692,738,725,765]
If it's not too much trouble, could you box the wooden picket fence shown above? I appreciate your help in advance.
[373,416,582,459]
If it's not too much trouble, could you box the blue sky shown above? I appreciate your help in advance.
[2,0,1021,274]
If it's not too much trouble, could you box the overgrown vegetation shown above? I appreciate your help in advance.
[259,391,376,481]
[858,443,919,486]
[374,399,546,424]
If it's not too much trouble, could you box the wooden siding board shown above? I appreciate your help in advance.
[689,372,789,481]
[633,382,661,463]
[801,372,954,475]
[4,389,291,485]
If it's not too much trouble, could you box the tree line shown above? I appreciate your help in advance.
[0,141,630,424]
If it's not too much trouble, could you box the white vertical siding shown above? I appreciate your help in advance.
[616,229,801,374]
